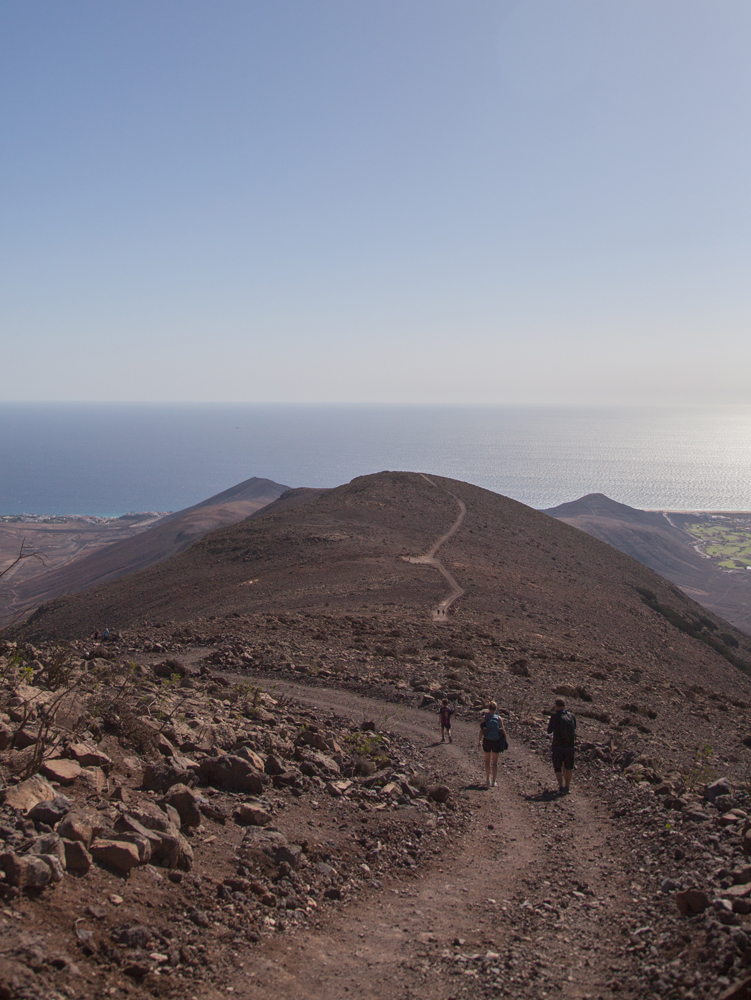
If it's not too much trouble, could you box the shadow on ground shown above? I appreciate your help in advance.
[523,789,564,802]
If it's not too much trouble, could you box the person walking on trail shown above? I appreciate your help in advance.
[478,700,506,787]
[439,699,453,743]
[547,698,576,794]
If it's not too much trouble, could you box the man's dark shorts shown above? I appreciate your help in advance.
[552,746,575,772]
[483,738,503,754]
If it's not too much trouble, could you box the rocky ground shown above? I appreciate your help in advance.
[1,618,751,1000]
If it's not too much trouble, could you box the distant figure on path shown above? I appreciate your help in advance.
[439,699,453,743]
[92,629,99,641]
[547,698,576,794]
[478,700,506,787]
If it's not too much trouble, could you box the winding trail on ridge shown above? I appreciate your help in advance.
[402,474,467,620]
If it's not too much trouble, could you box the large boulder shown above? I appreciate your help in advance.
[27,833,66,870]
[89,839,141,875]
[233,802,272,827]
[56,809,105,847]
[1,775,56,813]
[121,798,175,833]
[297,729,329,752]
[675,889,711,916]
[0,851,53,889]
[63,839,92,875]
[427,784,451,804]
[303,751,340,776]
[67,742,112,770]
[40,759,82,785]
[114,812,192,871]
[142,758,192,793]
[161,784,201,828]
[197,755,266,794]
[705,777,733,803]
[236,746,265,771]
[27,795,71,826]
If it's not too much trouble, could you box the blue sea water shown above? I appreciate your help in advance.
[0,403,749,515]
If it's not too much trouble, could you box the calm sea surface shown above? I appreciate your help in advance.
[1,403,749,515]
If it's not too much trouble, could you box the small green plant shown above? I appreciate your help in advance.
[684,743,717,791]
[343,732,390,769]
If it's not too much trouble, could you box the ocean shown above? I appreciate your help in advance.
[1,403,749,516]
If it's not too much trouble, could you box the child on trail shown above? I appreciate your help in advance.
[439,699,453,743]
[478,700,507,787]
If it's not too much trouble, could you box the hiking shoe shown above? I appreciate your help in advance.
[486,777,491,787]
[558,787,566,795]
[562,787,570,795]
[491,780,498,787]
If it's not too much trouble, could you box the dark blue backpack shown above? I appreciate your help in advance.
[483,713,501,740]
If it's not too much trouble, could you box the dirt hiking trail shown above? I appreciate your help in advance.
[402,475,466,621]
[232,680,638,1000]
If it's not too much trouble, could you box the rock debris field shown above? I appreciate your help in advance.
[0,627,750,1000]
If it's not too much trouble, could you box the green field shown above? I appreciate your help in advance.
[686,521,751,569]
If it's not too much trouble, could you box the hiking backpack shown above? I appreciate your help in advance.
[483,713,501,741]
[559,710,576,746]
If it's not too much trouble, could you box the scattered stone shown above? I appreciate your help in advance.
[233,802,272,827]
[64,839,93,875]
[197,755,266,794]
[675,888,711,916]
[89,839,141,875]
[427,784,451,804]
[27,795,71,826]
[0,851,52,889]
[1,775,56,813]
[67,742,112,770]
[40,758,82,785]
[162,783,201,828]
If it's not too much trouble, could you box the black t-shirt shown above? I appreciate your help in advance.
[547,709,575,747]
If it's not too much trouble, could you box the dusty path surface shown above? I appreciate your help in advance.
[231,677,641,1000]
[402,475,467,620]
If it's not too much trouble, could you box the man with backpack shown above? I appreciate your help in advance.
[547,698,576,795]
[478,700,507,787]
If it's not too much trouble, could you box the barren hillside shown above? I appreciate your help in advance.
[1,477,288,623]
[545,493,751,634]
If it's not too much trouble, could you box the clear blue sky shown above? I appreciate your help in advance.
[2,1,750,405]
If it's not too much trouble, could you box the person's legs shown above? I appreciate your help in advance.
[441,727,446,742]
[562,749,574,791]
[552,747,564,791]
[448,727,452,743]
[491,752,499,786]
[484,751,491,784]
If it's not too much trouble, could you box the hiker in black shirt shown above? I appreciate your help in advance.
[547,698,576,795]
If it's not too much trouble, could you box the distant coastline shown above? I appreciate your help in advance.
[1,402,750,515]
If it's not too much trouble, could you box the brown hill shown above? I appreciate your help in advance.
[5,476,288,620]
[5,474,751,1000]
[544,493,751,634]
[17,472,751,694]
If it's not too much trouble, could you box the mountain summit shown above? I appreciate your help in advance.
[18,472,751,697]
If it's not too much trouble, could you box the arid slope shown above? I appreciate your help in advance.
[18,473,751,700]
[545,492,751,634]
[3,476,288,621]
